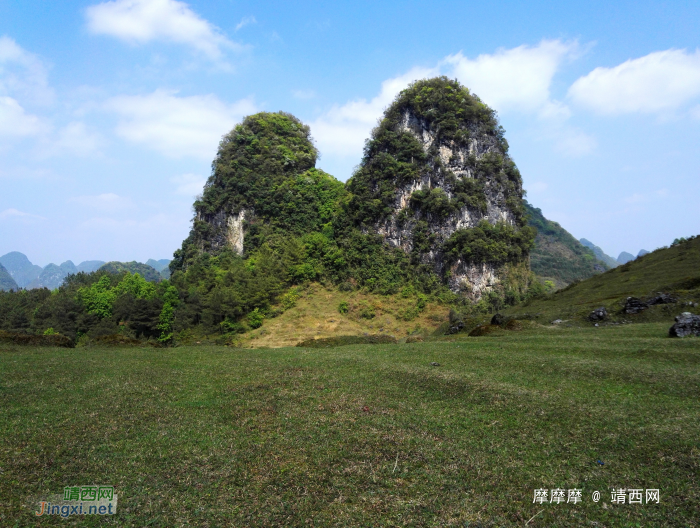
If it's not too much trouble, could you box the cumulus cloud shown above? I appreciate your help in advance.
[310,40,582,168]
[569,49,700,114]
[0,96,47,138]
[69,193,134,212]
[171,173,206,196]
[105,90,257,158]
[443,40,578,116]
[0,35,53,105]
[85,0,241,60]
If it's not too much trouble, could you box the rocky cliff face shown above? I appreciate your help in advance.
[346,77,534,298]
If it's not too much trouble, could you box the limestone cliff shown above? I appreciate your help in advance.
[346,77,534,298]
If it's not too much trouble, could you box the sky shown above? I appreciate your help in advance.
[1,0,699,267]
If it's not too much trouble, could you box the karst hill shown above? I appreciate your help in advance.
[172,77,535,304]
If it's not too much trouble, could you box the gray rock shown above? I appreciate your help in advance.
[669,312,700,338]
[551,319,563,324]
[647,293,677,305]
[588,307,607,321]
[430,362,440,367]
[624,297,648,314]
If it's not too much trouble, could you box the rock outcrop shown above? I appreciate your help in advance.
[588,307,608,321]
[346,77,534,298]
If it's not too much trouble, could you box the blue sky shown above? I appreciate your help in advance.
[1,0,699,266]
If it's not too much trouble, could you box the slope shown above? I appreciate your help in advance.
[503,235,700,324]
[525,201,606,288]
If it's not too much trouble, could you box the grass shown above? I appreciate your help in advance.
[2,323,699,526]
[236,283,449,348]
[504,236,700,325]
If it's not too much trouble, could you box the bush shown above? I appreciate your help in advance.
[338,301,349,314]
[247,308,265,329]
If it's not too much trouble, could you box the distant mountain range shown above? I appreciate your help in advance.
[579,240,649,268]
[0,251,171,291]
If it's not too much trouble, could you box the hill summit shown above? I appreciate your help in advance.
[172,78,535,304]
[346,77,534,296]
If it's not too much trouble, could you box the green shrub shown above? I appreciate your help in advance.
[338,301,349,314]
[247,308,265,329]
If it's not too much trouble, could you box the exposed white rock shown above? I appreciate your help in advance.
[226,210,246,255]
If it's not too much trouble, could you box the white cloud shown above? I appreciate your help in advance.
[310,65,438,158]
[235,16,256,31]
[0,35,53,105]
[0,208,46,220]
[69,193,134,212]
[569,49,700,115]
[0,96,47,138]
[292,89,316,100]
[85,0,241,60]
[105,90,257,159]
[51,122,103,156]
[171,173,206,196]
[443,40,578,115]
[310,40,581,166]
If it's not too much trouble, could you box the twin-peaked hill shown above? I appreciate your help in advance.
[172,78,534,303]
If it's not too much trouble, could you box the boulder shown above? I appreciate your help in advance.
[491,313,506,326]
[588,307,607,321]
[624,297,648,314]
[647,292,677,305]
[669,312,700,338]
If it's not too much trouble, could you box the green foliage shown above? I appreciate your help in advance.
[43,327,57,336]
[338,301,349,314]
[79,275,116,319]
[156,284,179,343]
[280,287,300,310]
[524,201,609,287]
[443,220,536,266]
[247,308,265,329]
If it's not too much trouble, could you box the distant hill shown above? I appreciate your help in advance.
[524,201,607,287]
[580,239,620,269]
[505,235,700,323]
[77,260,105,273]
[146,258,171,279]
[617,251,635,264]
[0,252,42,288]
[146,259,170,272]
[27,261,79,290]
[0,263,19,291]
[638,249,649,257]
[99,261,162,283]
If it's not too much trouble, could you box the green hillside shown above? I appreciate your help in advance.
[99,261,162,283]
[580,238,619,268]
[525,201,606,287]
[0,263,19,291]
[503,235,700,324]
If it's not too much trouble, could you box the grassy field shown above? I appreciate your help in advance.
[1,323,699,527]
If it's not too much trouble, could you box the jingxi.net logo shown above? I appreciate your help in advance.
[36,485,118,518]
